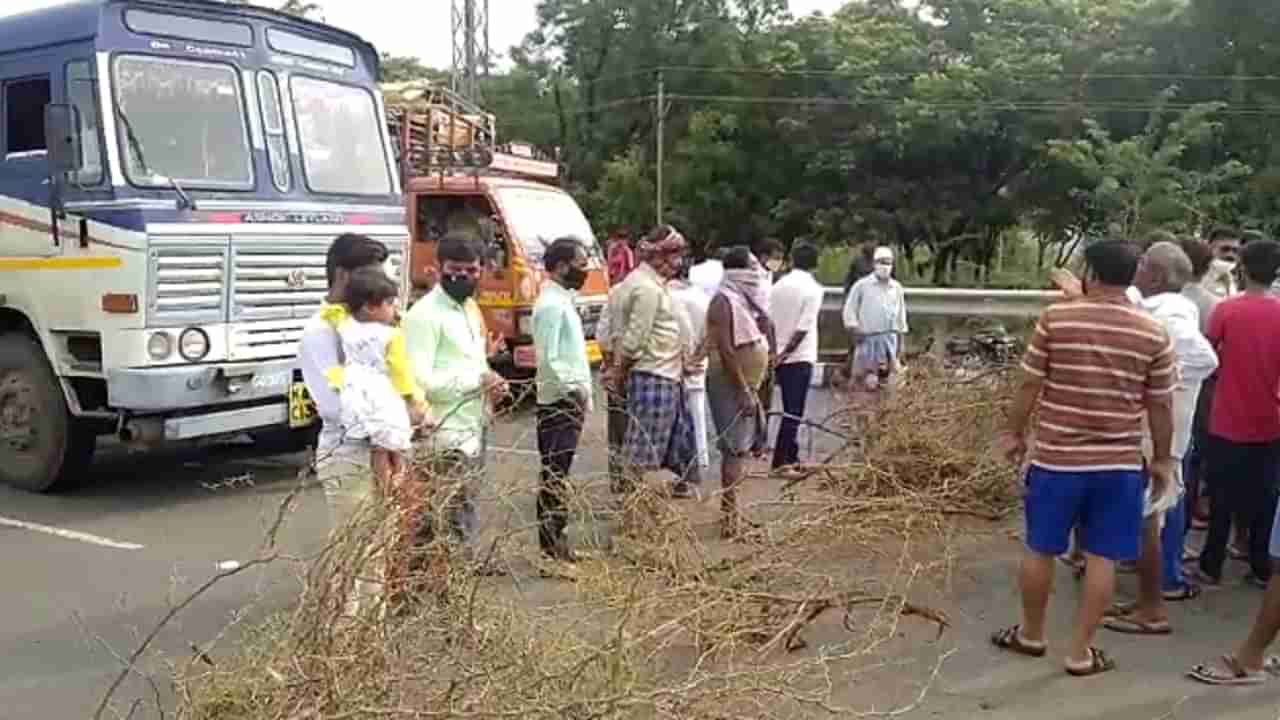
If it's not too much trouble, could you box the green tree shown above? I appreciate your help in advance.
[378,54,446,84]
[1048,93,1252,241]
[583,147,655,234]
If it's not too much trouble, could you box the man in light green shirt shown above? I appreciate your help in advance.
[532,238,593,562]
[402,235,506,565]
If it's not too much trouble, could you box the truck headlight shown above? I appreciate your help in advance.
[179,328,210,361]
[147,332,173,360]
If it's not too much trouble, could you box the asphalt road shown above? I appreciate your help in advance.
[0,439,326,720]
[0,382,853,720]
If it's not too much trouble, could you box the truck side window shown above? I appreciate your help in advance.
[66,61,104,185]
[5,76,51,156]
[417,195,509,268]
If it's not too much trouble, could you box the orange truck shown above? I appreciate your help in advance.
[383,82,607,377]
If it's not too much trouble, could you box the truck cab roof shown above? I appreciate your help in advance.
[0,0,380,67]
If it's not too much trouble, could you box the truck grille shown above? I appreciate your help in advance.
[148,237,405,338]
[148,244,229,325]
[231,243,404,322]
[228,319,309,360]
[231,246,329,322]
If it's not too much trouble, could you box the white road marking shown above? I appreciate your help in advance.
[0,516,144,550]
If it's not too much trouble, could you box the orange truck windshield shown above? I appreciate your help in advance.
[495,186,603,268]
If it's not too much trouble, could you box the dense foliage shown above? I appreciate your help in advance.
[336,1,1280,285]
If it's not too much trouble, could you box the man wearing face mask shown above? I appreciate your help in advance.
[403,234,509,574]
[842,247,909,396]
[752,239,785,282]
[531,238,593,564]
[1202,226,1242,300]
[607,224,700,498]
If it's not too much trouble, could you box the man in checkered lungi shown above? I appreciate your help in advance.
[605,225,701,496]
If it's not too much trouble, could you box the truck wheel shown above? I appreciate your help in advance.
[0,333,97,492]
[251,424,319,456]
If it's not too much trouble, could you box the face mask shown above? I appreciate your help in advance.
[765,259,782,273]
[1211,258,1237,277]
[874,265,892,280]
[562,266,587,291]
[440,273,477,303]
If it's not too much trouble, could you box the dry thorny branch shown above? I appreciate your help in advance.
[99,365,1021,719]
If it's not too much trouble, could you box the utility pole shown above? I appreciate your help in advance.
[655,69,665,225]
[451,0,489,103]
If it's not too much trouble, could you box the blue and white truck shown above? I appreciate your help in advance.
[0,0,407,491]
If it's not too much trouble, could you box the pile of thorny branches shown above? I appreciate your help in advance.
[122,364,1023,720]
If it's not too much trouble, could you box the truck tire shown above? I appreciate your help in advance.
[0,333,97,492]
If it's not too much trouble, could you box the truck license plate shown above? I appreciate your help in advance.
[288,382,317,428]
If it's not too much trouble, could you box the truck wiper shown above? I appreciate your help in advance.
[166,176,195,211]
[116,106,196,211]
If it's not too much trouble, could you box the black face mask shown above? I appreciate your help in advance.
[562,266,588,291]
[440,273,477,303]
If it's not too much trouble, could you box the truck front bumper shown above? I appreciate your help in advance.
[106,359,299,441]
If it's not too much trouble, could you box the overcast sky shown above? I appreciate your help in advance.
[2,0,850,69]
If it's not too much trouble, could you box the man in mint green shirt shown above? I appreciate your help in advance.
[403,235,507,567]
[532,238,593,562]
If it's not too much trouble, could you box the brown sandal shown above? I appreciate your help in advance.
[991,625,1047,658]
[1066,647,1116,677]
[1187,655,1269,686]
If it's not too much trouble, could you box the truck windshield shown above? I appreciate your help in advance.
[113,55,253,189]
[496,186,600,267]
[290,76,392,195]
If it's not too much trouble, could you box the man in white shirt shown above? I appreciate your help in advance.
[669,261,712,481]
[297,233,390,615]
[1202,226,1241,300]
[769,242,824,469]
[842,247,909,394]
[298,234,390,522]
[690,253,724,299]
[1103,242,1218,636]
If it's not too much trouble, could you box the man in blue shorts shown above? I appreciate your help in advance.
[994,240,1177,677]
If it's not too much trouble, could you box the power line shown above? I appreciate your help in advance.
[506,93,1280,127]
[661,93,1280,117]
[652,65,1280,83]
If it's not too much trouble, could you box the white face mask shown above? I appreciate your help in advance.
[1211,258,1237,277]
[874,264,893,280]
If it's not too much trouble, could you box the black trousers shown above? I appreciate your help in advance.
[606,389,630,493]
[771,362,814,469]
[537,400,585,553]
[1198,434,1280,581]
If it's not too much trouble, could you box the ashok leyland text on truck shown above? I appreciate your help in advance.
[382,81,607,379]
[0,0,407,491]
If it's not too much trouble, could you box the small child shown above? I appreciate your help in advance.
[322,268,429,487]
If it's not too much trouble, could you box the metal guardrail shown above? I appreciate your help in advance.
[821,286,1062,319]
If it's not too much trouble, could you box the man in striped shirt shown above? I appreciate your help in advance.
[992,240,1177,677]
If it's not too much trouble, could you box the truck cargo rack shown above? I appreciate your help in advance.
[382,80,561,185]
